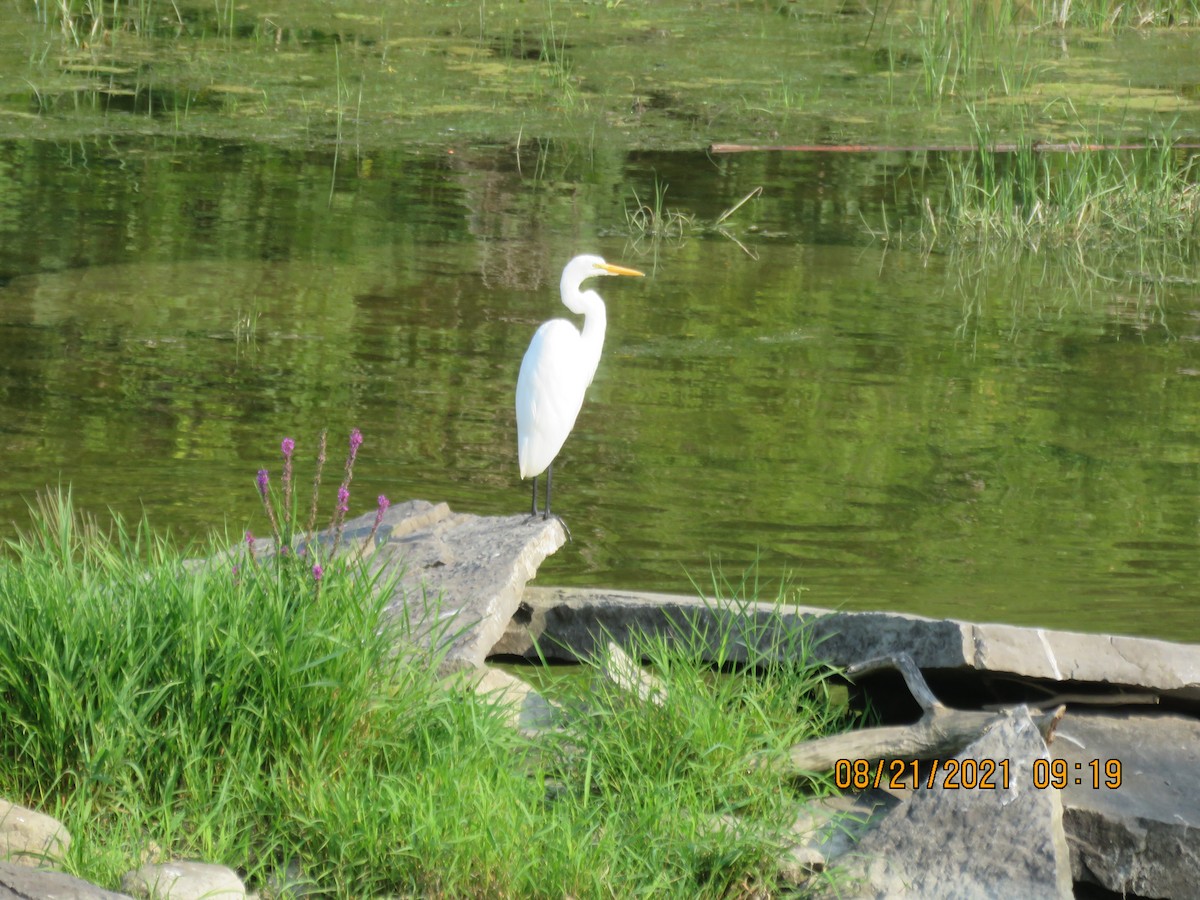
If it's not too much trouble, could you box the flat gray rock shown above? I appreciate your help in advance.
[364,501,567,672]
[501,587,1200,702]
[1055,710,1200,898]
[0,861,131,899]
[121,861,244,900]
[0,799,70,866]
[829,707,1073,899]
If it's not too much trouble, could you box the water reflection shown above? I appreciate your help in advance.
[0,138,1197,643]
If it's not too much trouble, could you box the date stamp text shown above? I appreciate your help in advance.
[833,757,1123,791]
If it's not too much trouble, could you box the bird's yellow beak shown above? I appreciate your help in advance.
[598,263,645,277]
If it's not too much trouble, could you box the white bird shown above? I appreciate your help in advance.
[516,254,645,518]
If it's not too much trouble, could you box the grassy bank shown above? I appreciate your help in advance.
[931,140,1200,257]
[870,130,1200,267]
[6,0,1200,151]
[0,491,847,898]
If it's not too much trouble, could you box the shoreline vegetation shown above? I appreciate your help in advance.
[4,1,1199,151]
[4,1,1198,271]
[0,488,851,897]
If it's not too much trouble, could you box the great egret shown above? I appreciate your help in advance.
[516,254,645,518]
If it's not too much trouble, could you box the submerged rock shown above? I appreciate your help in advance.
[459,665,562,736]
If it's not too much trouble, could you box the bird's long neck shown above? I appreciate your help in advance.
[576,291,606,385]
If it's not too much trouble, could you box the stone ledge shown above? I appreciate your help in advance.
[366,501,567,673]
[498,587,1200,704]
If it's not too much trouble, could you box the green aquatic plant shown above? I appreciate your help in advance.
[624,181,763,262]
[624,178,696,240]
[866,108,1200,260]
[536,0,581,111]
[1033,0,1199,29]
[904,0,1042,106]
[232,304,260,345]
[930,139,1200,257]
[45,0,179,44]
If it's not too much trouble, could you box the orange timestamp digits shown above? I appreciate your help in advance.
[1032,757,1122,790]
[833,758,1011,791]
[833,757,1124,791]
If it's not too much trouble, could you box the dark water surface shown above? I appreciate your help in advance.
[2,137,1199,641]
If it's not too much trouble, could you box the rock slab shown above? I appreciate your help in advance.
[1055,710,1200,898]
[121,861,244,900]
[0,799,70,866]
[830,707,1073,899]
[361,500,567,672]
[501,587,1200,702]
[0,861,131,899]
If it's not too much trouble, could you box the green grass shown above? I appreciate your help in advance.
[874,0,1192,127]
[623,178,696,241]
[0,491,848,898]
[868,110,1200,264]
[929,138,1200,257]
[624,181,763,260]
[541,569,849,895]
[1032,0,1200,29]
[906,1,1045,109]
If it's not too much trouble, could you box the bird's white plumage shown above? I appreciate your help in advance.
[515,255,643,488]
[517,318,591,478]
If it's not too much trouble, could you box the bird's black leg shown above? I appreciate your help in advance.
[527,466,570,540]
[543,465,571,540]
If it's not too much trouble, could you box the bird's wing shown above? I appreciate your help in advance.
[516,319,588,479]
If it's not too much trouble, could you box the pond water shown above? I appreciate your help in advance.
[1,1,1199,642]
[2,137,1199,643]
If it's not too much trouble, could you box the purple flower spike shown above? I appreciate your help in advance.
[372,494,390,529]
[349,428,363,456]
[256,469,270,498]
[362,493,391,553]
[280,437,297,529]
[337,484,350,513]
[312,563,323,582]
